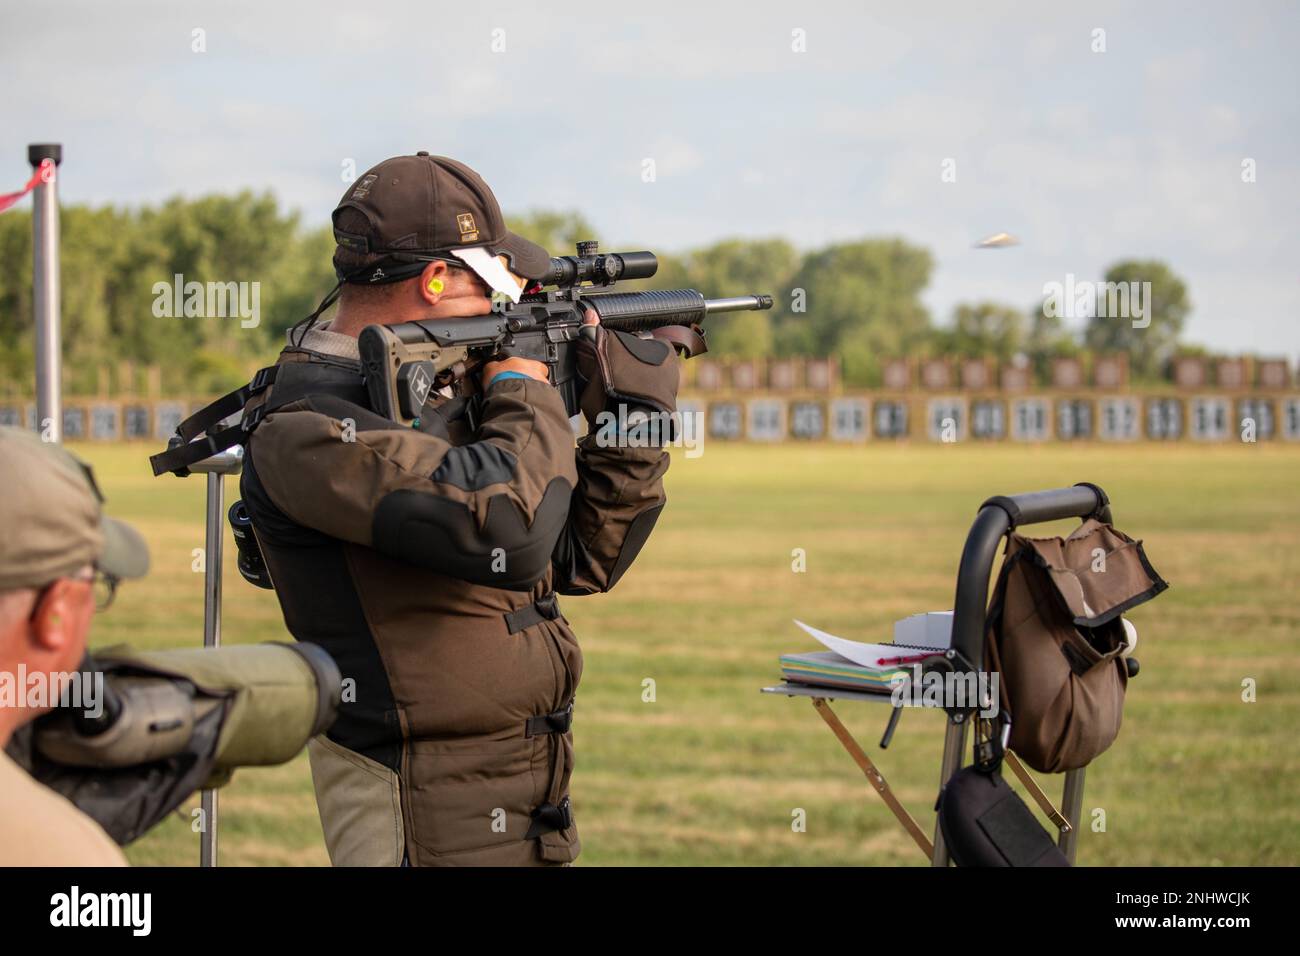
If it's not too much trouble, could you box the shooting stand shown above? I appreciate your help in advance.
[763,483,1111,866]
[171,444,244,866]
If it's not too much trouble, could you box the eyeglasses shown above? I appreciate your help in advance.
[406,253,471,269]
[376,252,474,274]
[93,569,120,612]
[69,568,120,612]
[28,568,120,623]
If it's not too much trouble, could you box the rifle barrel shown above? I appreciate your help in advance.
[704,295,773,314]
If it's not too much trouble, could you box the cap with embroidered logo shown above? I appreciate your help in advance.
[332,153,550,302]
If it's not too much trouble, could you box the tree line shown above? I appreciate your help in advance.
[0,193,1192,396]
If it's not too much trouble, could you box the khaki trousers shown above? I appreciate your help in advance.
[306,735,405,867]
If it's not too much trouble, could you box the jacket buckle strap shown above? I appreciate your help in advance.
[525,699,574,738]
[524,795,573,840]
[503,592,562,634]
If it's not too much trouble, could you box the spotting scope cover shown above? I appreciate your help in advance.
[13,642,342,845]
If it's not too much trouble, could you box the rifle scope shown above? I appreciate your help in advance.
[546,240,657,288]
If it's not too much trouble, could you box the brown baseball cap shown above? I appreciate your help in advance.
[0,427,149,592]
[332,153,551,300]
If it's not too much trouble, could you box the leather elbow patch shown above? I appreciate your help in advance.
[371,478,572,590]
[605,501,665,591]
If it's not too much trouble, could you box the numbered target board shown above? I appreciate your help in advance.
[873,400,908,439]
[1011,398,1050,442]
[747,399,786,442]
[1189,397,1230,441]
[789,401,826,440]
[829,398,869,442]
[1146,398,1183,440]
[1098,397,1140,441]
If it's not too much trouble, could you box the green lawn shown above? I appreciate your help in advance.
[69,439,1300,866]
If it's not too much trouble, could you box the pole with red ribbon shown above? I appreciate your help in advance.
[28,144,63,442]
[0,161,53,213]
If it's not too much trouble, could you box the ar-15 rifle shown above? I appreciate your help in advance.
[359,240,773,425]
[148,241,772,478]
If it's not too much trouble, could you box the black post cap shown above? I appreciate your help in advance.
[28,144,63,167]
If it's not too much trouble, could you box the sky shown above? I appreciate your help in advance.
[2,0,1297,356]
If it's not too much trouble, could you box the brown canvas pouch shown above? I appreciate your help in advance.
[987,519,1168,773]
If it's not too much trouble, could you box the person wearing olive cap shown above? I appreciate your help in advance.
[237,153,679,865]
[0,427,150,866]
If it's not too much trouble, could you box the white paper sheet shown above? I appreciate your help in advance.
[792,619,940,670]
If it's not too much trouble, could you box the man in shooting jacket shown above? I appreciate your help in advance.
[239,153,679,865]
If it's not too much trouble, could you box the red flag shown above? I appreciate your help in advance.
[0,159,55,213]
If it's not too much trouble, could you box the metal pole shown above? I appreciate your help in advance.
[185,446,241,866]
[200,470,225,867]
[1059,767,1087,864]
[29,144,62,443]
[931,715,968,866]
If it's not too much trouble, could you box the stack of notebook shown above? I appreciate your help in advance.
[779,618,950,694]
[779,650,909,692]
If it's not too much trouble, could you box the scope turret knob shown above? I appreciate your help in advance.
[576,240,599,256]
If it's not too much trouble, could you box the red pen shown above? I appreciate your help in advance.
[877,652,942,666]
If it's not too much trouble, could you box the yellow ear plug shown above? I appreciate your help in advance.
[427,278,444,294]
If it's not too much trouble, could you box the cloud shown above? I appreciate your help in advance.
[0,0,1297,355]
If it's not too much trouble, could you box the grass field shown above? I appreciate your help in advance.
[68,439,1300,867]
